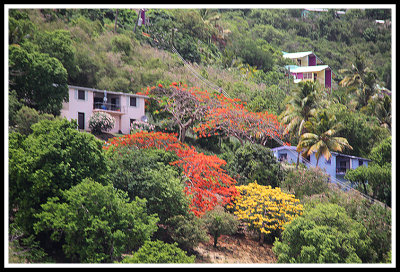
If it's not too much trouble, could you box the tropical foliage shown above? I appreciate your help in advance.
[7,7,392,265]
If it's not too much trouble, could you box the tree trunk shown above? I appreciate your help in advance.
[114,9,119,33]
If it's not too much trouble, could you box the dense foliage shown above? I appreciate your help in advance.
[7,7,392,265]
[34,179,159,263]
[273,203,371,263]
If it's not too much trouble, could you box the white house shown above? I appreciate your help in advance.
[60,85,148,134]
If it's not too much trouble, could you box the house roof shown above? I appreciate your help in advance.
[68,85,149,99]
[271,145,371,161]
[289,65,330,73]
[282,51,314,59]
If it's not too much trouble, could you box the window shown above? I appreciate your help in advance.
[78,90,85,100]
[304,73,312,79]
[359,159,364,166]
[326,157,331,164]
[130,97,137,107]
[279,153,288,162]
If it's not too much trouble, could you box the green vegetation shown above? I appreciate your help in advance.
[7,7,392,265]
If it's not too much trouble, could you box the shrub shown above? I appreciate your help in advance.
[226,142,285,187]
[280,167,330,200]
[130,120,155,134]
[203,206,239,247]
[228,182,303,243]
[273,203,372,263]
[14,105,54,135]
[165,213,208,251]
[120,240,195,264]
[89,111,115,134]
[34,178,159,263]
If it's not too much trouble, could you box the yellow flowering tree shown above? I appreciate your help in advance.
[228,182,303,243]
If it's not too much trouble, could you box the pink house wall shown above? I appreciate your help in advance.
[60,86,147,134]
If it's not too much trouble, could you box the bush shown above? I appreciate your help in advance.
[273,203,372,263]
[14,105,54,135]
[302,184,392,263]
[130,120,155,134]
[165,213,208,251]
[89,111,115,134]
[228,182,303,243]
[34,178,159,263]
[225,142,285,187]
[281,167,330,200]
[120,240,195,264]
[203,206,239,248]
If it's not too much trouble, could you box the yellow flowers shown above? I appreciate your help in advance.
[228,182,303,236]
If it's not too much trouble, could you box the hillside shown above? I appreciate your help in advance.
[7,6,393,266]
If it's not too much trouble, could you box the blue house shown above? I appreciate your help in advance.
[271,146,371,183]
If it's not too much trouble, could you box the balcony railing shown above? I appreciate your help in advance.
[93,102,121,112]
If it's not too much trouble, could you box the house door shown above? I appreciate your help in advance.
[78,112,85,130]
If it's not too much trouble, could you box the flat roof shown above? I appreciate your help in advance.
[290,65,330,73]
[282,51,313,59]
[271,146,371,161]
[68,85,149,99]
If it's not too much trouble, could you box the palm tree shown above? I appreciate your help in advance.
[279,81,319,167]
[339,54,378,110]
[297,110,353,167]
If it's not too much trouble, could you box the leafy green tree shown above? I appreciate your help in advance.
[202,206,239,248]
[120,240,195,264]
[9,43,68,115]
[34,178,159,263]
[34,29,77,80]
[345,136,391,206]
[273,203,372,263]
[9,118,109,235]
[297,110,353,166]
[225,142,285,187]
[106,147,189,223]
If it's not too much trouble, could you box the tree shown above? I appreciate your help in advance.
[225,142,285,187]
[146,83,215,142]
[339,54,378,110]
[9,43,68,115]
[106,147,189,223]
[34,178,159,263]
[228,182,303,244]
[194,93,284,146]
[9,118,109,235]
[203,206,239,248]
[279,81,319,167]
[297,110,352,166]
[345,136,391,206]
[273,203,372,263]
[104,131,238,216]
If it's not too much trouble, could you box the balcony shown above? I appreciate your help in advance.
[93,102,125,115]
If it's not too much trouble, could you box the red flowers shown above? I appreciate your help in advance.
[104,131,238,216]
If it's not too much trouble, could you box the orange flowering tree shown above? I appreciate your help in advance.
[140,82,285,146]
[140,83,216,142]
[194,94,285,145]
[104,131,238,216]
